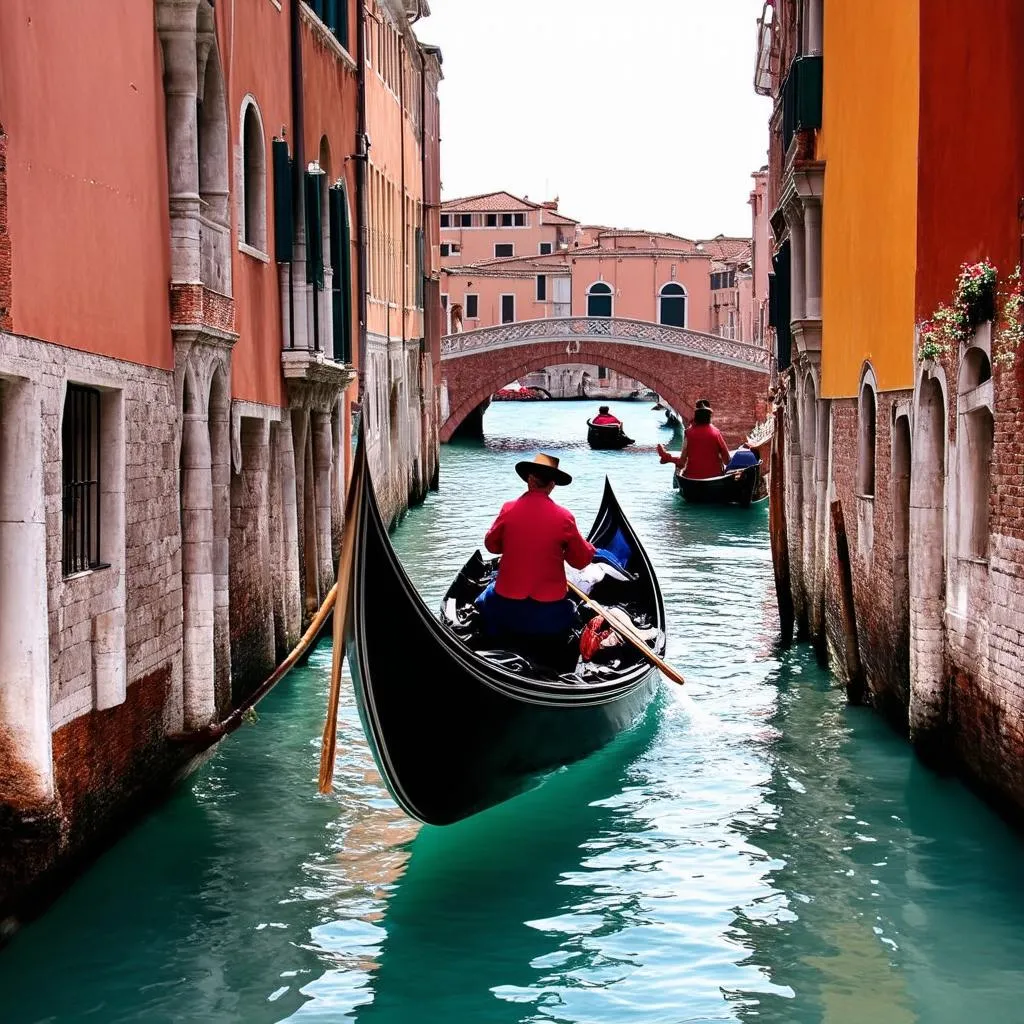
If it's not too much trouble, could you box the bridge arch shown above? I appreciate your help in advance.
[446,348,699,443]
[439,317,770,444]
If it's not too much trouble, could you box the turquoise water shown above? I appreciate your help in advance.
[3,399,1024,1023]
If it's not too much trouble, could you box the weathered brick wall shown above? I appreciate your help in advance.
[0,126,10,331]
[946,352,1024,811]
[811,393,913,724]
[440,340,768,445]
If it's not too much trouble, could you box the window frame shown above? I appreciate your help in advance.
[494,243,514,259]
[500,293,516,324]
[440,213,451,228]
[238,95,269,258]
[539,242,553,255]
[586,280,614,318]
[62,384,109,577]
[465,293,479,319]
[536,274,547,302]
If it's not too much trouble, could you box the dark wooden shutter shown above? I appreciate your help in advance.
[272,138,292,263]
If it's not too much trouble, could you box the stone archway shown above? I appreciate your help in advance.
[909,370,947,751]
[891,409,912,706]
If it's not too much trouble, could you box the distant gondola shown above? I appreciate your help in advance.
[587,419,635,450]
[341,433,666,826]
[673,460,764,508]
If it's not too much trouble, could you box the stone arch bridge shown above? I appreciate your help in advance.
[439,317,771,443]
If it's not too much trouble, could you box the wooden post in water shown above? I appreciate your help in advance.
[829,498,865,705]
[769,406,795,644]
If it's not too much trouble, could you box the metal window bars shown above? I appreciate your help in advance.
[62,384,102,576]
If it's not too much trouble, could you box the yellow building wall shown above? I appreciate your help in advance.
[819,0,919,397]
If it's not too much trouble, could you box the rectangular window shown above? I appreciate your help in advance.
[501,213,514,227]
[501,294,515,323]
[598,366,609,380]
[440,213,451,228]
[460,213,472,227]
[514,213,526,227]
[539,242,552,255]
[440,243,461,257]
[441,294,449,309]
[536,275,547,301]
[494,243,514,258]
[62,385,104,576]
[485,213,497,227]
[465,293,479,318]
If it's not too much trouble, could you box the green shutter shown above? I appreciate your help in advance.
[272,139,293,264]
[415,227,425,308]
[304,171,324,289]
[329,185,352,363]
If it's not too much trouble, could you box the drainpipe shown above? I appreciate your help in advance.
[289,0,307,349]
[356,0,370,391]
[400,33,407,346]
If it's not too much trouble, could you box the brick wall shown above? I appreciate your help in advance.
[0,126,10,331]
[441,340,768,445]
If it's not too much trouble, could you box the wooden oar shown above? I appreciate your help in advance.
[318,444,366,794]
[566,580,686,687]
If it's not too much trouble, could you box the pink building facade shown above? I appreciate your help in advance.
[439,192,761,348]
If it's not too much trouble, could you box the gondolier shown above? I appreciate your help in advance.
[592,406,621,426]
[656,404,730,479]
[476,453,596,668]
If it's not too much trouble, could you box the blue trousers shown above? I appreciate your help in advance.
[475,583,575,636]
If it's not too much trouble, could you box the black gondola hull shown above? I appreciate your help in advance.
[345,439,666,826]
[587,420,635,450]
[675,463,763,507]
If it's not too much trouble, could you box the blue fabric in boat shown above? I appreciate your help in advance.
[474,582,576,636]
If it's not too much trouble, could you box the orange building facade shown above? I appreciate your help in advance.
[0,0,442,924]
[760,0,1024,819]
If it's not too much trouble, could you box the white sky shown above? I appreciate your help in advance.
[420,1,773,239]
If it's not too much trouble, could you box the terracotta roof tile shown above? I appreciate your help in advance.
[442,191,539,213]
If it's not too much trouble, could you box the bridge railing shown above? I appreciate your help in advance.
[441,316,770,371]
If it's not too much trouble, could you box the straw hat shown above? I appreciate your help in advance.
[515,452,572,486]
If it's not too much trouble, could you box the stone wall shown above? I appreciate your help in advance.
[776,325,1024,820]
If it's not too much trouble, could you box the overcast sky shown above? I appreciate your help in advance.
[421,1,773,239]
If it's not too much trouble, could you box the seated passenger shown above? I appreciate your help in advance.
[592,405,622,426]
[726,445,759,470]
[475,454,596,671]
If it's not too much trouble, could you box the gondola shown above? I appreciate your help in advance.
[340,433,666,826]
[672,459,764,508]
[587,419,635,450]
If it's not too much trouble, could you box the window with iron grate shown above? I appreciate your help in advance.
[62,385,106,576]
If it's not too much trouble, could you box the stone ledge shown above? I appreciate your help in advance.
[282,349,357,411]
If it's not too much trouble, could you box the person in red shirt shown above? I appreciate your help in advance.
[591,405,621,426]
[475,453,596,671]
[656,404,731,479]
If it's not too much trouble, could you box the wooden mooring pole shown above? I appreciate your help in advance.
[768,406,795,644]
[829,498,866,704]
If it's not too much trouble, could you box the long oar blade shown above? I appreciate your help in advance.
[318,446,366,794]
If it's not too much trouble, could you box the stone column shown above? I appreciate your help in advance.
[321,268,335,360]
[229,418,275,694]
[804,200,822,321]
[277,414,302,648]
[806,0,823,54]
[180,409,215,730]
[788,209,807,322]
[210,391,231,712]
[0,379,53,806]
[156,0,201,284]
[312,411,335,604]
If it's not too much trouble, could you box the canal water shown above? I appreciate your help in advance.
[4,399,1024,1023]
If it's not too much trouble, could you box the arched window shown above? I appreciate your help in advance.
[587,281,612,318]
[240,98,266,252]
[858,371,877,497]
[659,282,687,327]
[958,346,993,559]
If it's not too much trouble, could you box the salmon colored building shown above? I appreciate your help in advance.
[440,192,760,357]
[759,0,1024,819]
[0,0,442,924]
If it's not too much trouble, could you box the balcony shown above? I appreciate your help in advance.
[781,55,823,153]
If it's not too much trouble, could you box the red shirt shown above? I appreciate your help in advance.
[592,414,621,425]
[683,423,732,479]
[484,490,596,601]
